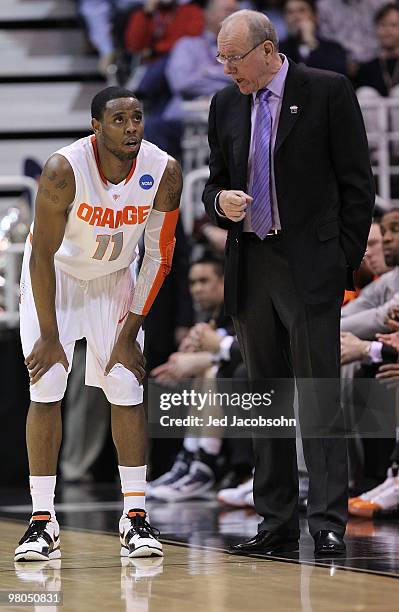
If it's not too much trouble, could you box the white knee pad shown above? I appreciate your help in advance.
[100,363,143,406]
[30,363,69,403]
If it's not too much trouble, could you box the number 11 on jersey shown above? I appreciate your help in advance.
[92,232,124,261]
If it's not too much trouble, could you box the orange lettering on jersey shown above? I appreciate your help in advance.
[77,203,93,222]
[138,205,151,224]
[101,208,115,229]
[90,207,103,226]
[77,204,150,227]
[123,206,138,225]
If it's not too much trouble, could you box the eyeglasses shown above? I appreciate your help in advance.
[216,39,270,66]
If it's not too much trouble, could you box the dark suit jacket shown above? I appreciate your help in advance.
[202,61,375,316]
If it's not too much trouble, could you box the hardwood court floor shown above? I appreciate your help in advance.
[1,485,399,610]
[0,518,398,612]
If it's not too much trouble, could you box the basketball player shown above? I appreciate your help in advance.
[14,86,182,562]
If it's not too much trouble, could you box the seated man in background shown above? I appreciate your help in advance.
[343,217,393,305]
[148,256,246,501]
[340,211,399,516]
[341,211,399,340]
[279,0,347,75]
[345,318,399,519]
[317,0,389,74]
[355,3,399,96]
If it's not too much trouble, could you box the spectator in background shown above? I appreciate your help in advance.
[356,3,399,96]
[340,212,399,506]
[279,0,347,75]
[144,0,238,159]
[363,220,393,279]
[125,0,204,61]
[341,210,399,340]
[317,0,389,75]
[344,219,392,305]
[124,0,204,116]
[144,218,195,480]
[78,0,141,76]
[164,0,238,120]
[247,1,287,41]
[148,256,235,501]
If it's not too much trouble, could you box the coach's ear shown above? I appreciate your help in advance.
[91,117,101,135]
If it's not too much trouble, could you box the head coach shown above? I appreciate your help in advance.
[202,9,375,555]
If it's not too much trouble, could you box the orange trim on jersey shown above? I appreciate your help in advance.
[91,135,108,186]
[142,208,179,316]
[128,511,146,518]
[124,492,145,497]
[90,135,137,187]
[124,156,137,185]
[29,232,33,244]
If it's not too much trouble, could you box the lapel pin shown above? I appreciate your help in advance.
[290,105,299,114]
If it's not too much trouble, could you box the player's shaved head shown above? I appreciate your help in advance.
[91,86,139,121]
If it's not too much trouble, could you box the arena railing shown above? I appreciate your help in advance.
[356,92,399,205]
[0,176,36,329]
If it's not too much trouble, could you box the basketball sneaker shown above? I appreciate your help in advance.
[147,449,193,500]
[349,476,399,518]
[217,478,254,508]
[349,467,396,511]
[163,460,215,502]
[119,509,163,558]
[14,512,60,562]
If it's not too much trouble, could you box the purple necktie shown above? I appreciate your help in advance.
[251,89,273,239]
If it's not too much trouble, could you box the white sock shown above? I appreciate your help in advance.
[29,475,56,519]
[183,437,200,454]
[119,465,147,515]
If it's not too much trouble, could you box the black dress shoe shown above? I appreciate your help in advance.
[314,530,346,555]
[230,530,299,555]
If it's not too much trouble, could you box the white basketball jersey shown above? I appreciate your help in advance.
[45,135,168,280]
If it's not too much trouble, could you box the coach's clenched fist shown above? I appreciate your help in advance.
[218,190,253,222]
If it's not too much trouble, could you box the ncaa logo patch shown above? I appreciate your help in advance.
[139,174,154,190]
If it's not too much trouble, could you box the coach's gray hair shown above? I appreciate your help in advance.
[221,9,279,49]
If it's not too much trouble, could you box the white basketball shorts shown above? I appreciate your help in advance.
[19,242,144,406]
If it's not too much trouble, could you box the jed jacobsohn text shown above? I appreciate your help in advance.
[159,415,296,428]
[159,390,275,411]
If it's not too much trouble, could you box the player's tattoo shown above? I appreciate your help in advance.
[56,179,67,190]
[165,163,182,208]
[39,187,51,200]
[39,186,59,204]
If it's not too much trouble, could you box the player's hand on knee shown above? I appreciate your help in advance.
[25,337,69,385]
[105,338,146,383]
[219,190,252,222]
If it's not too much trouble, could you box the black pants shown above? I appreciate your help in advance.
[233,233,348,537]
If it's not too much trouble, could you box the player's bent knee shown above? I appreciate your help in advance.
[29,362,68,404]
[101,363,143,407]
